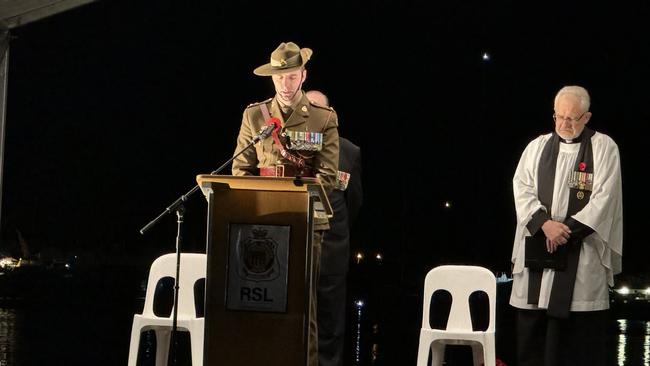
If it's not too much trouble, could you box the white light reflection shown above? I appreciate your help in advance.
[619,334,628,365]
[355,252,364,264]
[617,286,631,295]
[618,319,627,366]
[644,335,649,365]
[354,299,364,363]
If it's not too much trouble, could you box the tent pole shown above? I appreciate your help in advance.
[0,31,9,230]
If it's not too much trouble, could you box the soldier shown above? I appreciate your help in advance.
[232,41,340,366]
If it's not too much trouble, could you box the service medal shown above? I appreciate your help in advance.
[285,130,323,151]
[335,171,351,191]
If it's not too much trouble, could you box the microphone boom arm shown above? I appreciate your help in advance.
[139,124,273,234]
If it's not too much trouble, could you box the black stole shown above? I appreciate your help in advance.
[527,127,595,319]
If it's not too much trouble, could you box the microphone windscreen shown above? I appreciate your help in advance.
[267,117,281,130]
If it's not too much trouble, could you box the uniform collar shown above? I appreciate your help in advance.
[276,90,303,112]
[272,92,310,128]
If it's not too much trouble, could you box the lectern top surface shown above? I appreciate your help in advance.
[196,174,333,217]
[196,174,319,192]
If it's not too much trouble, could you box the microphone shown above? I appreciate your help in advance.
[252,117,281,143]
[267,117,281,132]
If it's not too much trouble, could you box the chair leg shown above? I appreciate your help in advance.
[483,336,496,366]
[430,342,445,366]
[190,330,204,366]
[416,340,431,366]
[155,329,171,366]
[127,324,142,366]
[471,343,484,366]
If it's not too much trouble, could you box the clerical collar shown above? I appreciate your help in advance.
[561,138,579,144]
[559,130,585,144]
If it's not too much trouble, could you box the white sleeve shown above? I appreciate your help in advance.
[513,135,550,226]
[572,133,623,273]
[511,134,550,270]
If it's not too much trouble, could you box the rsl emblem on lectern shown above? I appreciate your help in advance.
[238,227,280,282]
[228,224,290,312]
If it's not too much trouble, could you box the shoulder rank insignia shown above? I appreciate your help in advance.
[308,100,335,111]
[246,97,272,109]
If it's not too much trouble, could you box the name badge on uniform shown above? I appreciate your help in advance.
[284,130,323,151]
[567,171,593,191]
[335,170,351,191]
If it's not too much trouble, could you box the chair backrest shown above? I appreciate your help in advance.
[421,265,496,333]
[141,253,207,318]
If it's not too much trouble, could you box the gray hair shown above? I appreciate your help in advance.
[554,85,591,112]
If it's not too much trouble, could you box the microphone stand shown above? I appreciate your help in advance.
[139,125,273,365]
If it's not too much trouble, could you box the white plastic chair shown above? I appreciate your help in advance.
[416,265,496,366]
[128,253,207,366]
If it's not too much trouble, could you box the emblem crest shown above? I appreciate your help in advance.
[238,227,280,282]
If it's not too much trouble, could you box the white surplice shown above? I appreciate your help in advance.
[509,132,623,311]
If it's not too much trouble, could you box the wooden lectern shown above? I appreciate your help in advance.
[196,175,332,366]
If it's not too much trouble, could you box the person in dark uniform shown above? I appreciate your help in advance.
[306,90,363,366]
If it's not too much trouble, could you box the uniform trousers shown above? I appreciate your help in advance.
[309,231,323,366]
[517,308,608,366]
[317,273,347,366]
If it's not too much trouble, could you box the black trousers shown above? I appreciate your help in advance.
[317,273,347,366]
[516,308,608,366]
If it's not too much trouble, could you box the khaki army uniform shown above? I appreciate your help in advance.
[232,90,339,366]
[232,91,340,219]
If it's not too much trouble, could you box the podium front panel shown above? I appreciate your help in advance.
[203,185,313,366]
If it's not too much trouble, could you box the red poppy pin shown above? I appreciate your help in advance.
[578,162,587,171]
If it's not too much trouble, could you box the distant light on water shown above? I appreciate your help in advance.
[618,320,627,366]
[616,319,650,365]
[617,287,631,295]
[644,335,649,365]
[354,299,365,363]
[619,336,627,365]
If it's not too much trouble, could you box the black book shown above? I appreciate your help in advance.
[524,235,567,271]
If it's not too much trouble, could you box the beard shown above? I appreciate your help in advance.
[278,91,296,102]
[557,128,582,140]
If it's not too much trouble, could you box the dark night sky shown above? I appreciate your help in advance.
[2,0,649,283]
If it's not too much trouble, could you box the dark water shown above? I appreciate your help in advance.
[0,264,143,366]
[1,267,649,366]
[2,304,649,365]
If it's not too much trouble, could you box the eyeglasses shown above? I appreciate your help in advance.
[553,112,586,123]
